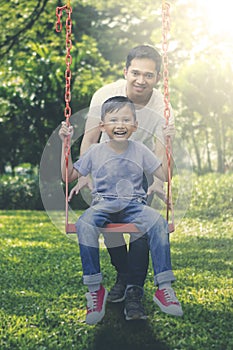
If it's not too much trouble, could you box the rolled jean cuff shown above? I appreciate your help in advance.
[83,273,102,286]
[154,270,176,286]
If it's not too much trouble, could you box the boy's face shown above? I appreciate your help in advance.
[100,105,138,142]
[124,58,160,105]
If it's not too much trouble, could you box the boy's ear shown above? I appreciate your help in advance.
[133,121,138,132]
[99,121,105,132]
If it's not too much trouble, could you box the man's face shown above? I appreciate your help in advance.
[124,58,159,105]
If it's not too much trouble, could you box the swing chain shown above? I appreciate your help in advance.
[56,4,73,170]
[162,2,174,228]
[55,5,73,123]
[162,2,170,125]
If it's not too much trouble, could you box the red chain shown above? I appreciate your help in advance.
[162,2,174,229]
[56,5,72,125]
[162,2,170,126]
[56,5,73,231]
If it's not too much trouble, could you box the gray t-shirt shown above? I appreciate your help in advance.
[73,140,161,200]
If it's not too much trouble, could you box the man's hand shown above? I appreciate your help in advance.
[163,123,176,139]
[147,179,171,208]
[68,175,93,201]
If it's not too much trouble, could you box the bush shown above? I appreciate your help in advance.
[187,173,233,219]
[0,174,43,210]
[1,172,232,215]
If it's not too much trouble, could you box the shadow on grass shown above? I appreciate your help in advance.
[92,303,170,350]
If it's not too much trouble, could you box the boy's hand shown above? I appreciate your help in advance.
[68,175,93,201]
[59,121,74,141]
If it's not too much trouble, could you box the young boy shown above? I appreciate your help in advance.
[59,96,183,325]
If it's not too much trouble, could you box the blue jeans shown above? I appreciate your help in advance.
[76,197,175,288]
[104,172,153,286]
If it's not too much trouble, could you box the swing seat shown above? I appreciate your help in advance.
[66,222,174,234]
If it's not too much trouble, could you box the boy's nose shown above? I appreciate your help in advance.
[116,120,124,127]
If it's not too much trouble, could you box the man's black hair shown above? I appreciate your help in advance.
[126,45,162,73]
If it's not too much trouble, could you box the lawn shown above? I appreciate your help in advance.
[0,210,232,350]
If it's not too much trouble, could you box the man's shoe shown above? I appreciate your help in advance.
[85,285,108,325]
[153,287,183,316]
[107,274,127,303]
[124,286,147,321]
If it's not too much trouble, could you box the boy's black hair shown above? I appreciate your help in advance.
[126,45,162,74]
[101,96,136,121]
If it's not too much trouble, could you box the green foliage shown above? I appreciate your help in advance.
[0,0,164,174]
[173,60,233,173]
[1,172,233,217]
[0,174,43,210]
[0,210,232,349]
[0,0,233,174]
[187,173,233,219]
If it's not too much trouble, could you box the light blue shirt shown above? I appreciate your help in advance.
[74,140,161,200]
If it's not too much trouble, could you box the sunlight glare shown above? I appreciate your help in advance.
[199,0,233,37]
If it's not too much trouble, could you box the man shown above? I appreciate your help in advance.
[74,45,175,320]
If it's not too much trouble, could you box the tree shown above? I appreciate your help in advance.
[173,58,233,173]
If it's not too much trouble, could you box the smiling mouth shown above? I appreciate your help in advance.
[113,131,127,136]
[134,85,145,92]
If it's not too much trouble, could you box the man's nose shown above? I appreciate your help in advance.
[136,74,145,84]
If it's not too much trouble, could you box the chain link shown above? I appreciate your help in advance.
[56,5,73,163]
[162,2,174,228]
[55,5,72,123]
[162,2,171,125]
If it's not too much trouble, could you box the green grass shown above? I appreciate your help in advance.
[0,210,232,350]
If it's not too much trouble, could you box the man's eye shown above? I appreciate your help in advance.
[145,73,154,79]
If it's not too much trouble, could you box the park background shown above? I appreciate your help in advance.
[0,0,232,349]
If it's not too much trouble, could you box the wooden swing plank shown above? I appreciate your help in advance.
[66,223,140,234]
[66,222,174,234]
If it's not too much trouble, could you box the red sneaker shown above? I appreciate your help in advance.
[85,285,108,325]
[153,288,183,316]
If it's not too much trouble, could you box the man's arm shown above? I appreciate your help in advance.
[151,124,174,187]
[80,116,101,155]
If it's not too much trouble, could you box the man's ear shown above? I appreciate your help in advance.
[156,72,161,84]
[99,121,105,132]
[123,67,127,79]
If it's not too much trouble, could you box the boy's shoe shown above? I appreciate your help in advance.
[153,287,183,317]
[107,273,127,303]
[85,285,108,325]
[124,286,147,321]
